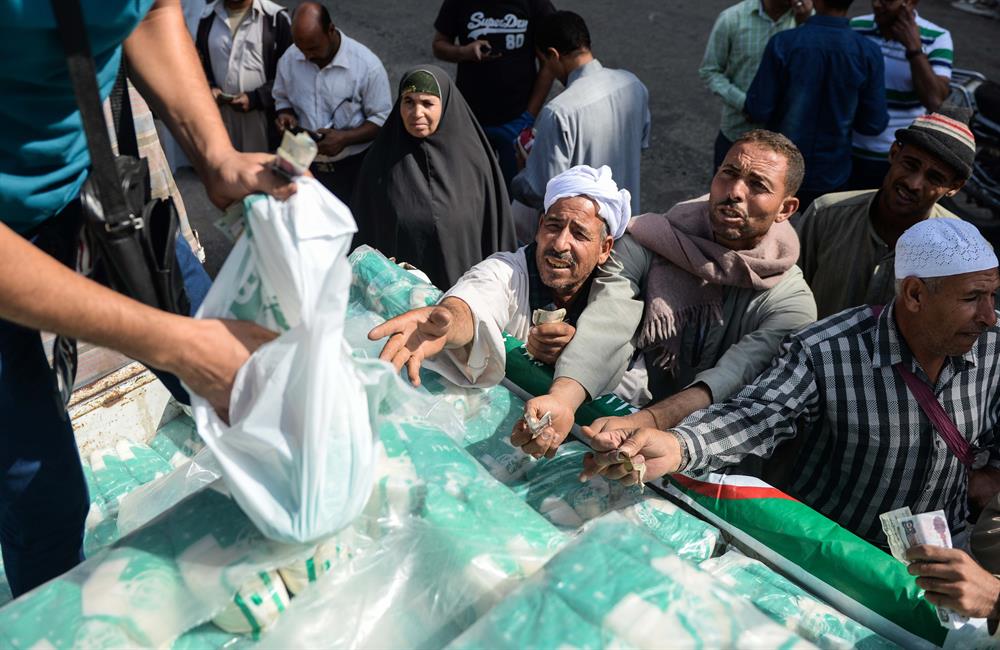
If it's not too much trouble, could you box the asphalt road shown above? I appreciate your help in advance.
[179,0,1000,276]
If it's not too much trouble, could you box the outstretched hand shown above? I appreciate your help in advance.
[368,305,454,385]
[579,426,683,485]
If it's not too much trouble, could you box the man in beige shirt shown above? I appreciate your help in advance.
[797,110,975,318]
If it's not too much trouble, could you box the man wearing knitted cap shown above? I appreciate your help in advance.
[797,109,975,318]
[369,165,639,457]
[584,218,1000,549]
[527,130,818,460]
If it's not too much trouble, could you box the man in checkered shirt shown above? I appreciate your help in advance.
[583,218,1000,548]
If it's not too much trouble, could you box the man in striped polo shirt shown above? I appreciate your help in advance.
[849,0,954,189]
[796,110,974,318]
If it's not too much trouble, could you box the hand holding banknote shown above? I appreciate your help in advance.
[906,544,1000,621]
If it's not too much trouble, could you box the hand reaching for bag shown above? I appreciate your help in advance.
[368,305,454,385]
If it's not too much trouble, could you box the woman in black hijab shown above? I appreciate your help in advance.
[352,66,517,289]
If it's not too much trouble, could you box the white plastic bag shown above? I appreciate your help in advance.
[190,178,381,543]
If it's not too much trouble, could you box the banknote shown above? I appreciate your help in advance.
[880,508,968,630]
[273,130,318,179]
[615,451,646,493]
[531,308,566,326]
[879,506,912,563]
[524,411,552,439]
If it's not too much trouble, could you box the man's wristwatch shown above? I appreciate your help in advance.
[673,432,690,473]
[905,47,925,61]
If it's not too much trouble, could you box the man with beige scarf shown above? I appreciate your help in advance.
[518,130,817,458]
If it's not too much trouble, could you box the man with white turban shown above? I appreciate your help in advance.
[584,217,1000,550]
[369,165,637,453]
[523,130,817,460]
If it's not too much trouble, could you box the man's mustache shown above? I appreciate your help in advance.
[543,250,576,266]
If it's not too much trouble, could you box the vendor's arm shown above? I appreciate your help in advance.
[368,297,475,385]
[0,223,275,418]
[123,0,295,207]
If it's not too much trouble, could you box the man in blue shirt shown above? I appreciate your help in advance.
[0,0,295,597]
[745,0,888,212]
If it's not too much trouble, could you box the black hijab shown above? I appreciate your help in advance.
[352,65,516,289]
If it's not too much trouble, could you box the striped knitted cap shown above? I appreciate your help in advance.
[895,110,976,180]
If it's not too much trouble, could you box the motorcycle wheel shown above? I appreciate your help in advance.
[941,190,1000,247]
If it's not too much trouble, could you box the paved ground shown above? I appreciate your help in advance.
[179,0,1000,276]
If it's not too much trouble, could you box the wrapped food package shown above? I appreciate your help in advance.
[448,513,815,650]
[701,551,896,650]
[258,419,566,649]
[211,570,289,637]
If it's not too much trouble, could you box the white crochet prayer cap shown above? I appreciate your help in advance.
[895,219,998,279]
[543,165,632,239]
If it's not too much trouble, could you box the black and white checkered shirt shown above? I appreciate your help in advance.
[672,303,1000,545]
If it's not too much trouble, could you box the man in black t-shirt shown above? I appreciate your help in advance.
[433,0,556,187]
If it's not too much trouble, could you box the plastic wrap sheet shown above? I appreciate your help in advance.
[343,297,524,452]
[501,441,719,562]
[257,418,566,650]
[0,488,313,649]
[701,550,897,649]
[448,512,815,650]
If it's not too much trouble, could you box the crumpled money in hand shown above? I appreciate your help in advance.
[526,308,567,360]
[524,410,553,440]
[532,308,566,326]
[616,450,647,492]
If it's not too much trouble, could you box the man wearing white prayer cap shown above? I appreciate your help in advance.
[582,217,1000,552]
[369,165,638,442]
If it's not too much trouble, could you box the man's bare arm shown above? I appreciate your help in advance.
[0,223,273,414]
[123,0,294,207]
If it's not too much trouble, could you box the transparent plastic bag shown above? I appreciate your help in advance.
[257,418,566,649]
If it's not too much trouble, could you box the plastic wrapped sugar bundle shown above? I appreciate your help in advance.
[448,513,815,650]
[619,497,720,564]
[211,570,290,637]
[116,439,173,485]
[278,535,364,595]
[508,441,644,529]
[257,419,566,650]
[0,487,315,649]
[700,551,896,650]
[349,244,443,318]
[89,447,142,513]
[151,416,206,468]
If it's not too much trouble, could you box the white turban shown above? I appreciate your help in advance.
[895,218,998,279]
[543,165,631,240]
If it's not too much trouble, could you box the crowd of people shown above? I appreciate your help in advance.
[2,0,1000,634]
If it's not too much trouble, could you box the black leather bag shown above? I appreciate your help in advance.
[53,0,190,316]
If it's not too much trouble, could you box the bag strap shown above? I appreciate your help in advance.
[51,0,137,229]
[871,305,976,467]
[109,62,139,159]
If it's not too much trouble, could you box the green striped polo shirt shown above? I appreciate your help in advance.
[850,13,953,159]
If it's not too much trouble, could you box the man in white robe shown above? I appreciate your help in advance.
[369,165,638,455]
